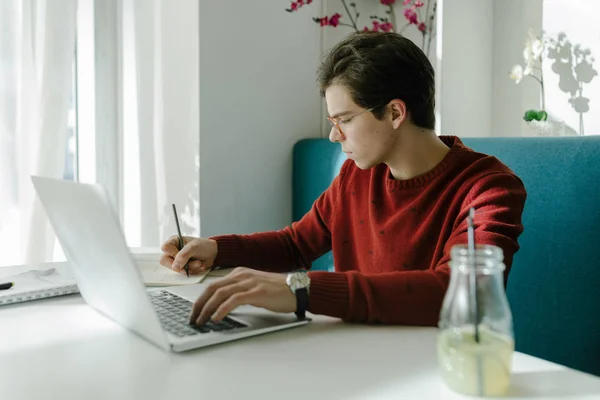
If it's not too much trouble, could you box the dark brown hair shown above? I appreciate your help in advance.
[317,31,435,129]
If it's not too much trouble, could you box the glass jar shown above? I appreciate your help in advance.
[437,244,515,397]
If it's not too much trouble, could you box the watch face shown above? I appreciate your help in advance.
[288,272,310,291]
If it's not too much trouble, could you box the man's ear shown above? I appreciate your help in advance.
[389,99,407,129]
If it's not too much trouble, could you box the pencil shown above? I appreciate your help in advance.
[199,266,214,283]
[171,204,190,278]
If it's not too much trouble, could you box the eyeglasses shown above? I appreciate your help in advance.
[327,106,379,136]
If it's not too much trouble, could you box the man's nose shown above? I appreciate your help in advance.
[329,126,341,143]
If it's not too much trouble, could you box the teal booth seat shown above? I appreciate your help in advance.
[292,136,600,376]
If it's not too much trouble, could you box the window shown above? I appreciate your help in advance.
[0,0,200,268]
[0,2,83,267]
[0,68,76,267]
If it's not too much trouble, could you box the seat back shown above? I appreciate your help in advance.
[292,136,600,375]
[462,137,600,376]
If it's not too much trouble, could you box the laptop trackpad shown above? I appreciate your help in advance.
[164,282,209,301]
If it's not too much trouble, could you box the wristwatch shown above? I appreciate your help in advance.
[286,271,311,320]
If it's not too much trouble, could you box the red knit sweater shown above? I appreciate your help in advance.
[211,136,527,326]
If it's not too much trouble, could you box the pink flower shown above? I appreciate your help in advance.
[403,0,411,5]
[418,22,426,32]
[380,0,396,5]
[404,8,418,24]
[380,22,394,32]
[329,13,341,27]
[415,0,424,7]
[313,13,343,28]
[287,0,312,12]
[372,20,381,31]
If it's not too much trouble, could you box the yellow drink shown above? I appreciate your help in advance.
[437,326,514,397]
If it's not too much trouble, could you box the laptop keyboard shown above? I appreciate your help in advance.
[150,290,247,337]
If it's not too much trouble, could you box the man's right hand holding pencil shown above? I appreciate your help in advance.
[160,237,218,275]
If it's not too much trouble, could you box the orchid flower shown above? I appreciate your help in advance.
[509,64,524,84]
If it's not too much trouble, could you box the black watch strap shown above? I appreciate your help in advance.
[294,288,309,320]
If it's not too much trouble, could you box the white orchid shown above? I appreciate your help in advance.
[526,29,545,58]
[522,48,534,75]
[531,38,544,59]
[509,64,524,83]
[508,28,547,119]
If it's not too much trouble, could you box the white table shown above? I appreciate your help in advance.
[1,263,600,400]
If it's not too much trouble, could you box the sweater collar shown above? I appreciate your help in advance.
[385,135,467,190]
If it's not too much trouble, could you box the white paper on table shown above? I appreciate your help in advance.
[136,262,206,286]
[135,262,233,286]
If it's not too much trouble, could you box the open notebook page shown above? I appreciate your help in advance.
[136,262,233,286]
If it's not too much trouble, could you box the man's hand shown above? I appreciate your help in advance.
[189,267,296,326]
[160,236,218,275]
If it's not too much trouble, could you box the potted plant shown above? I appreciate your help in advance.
[509,29,597,136]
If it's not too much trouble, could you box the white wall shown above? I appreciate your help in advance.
[439,0,494,137]
[437,0,543,138]
[199,0,322,237]
[492,0,543,137]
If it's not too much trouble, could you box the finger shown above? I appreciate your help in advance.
[195,281,252,326]
[187,260,203,274]
[189,275,242,324]
[162,257,200,274]
[161,235,181,257]
[211,287,262,322]
[159,254,174,269]
[188,261,213,274]
[172,242,199,272]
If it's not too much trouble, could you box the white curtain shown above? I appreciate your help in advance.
[123,0,199,247]
[0,0,198,267]
[0,0,77,266]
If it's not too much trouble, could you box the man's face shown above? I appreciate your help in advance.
[325,84,396,170]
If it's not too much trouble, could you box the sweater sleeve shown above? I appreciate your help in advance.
[307,172,527,326]
[210,162,349,273]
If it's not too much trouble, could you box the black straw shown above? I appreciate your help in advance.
[467,207,480,343]
[468,207,484,396]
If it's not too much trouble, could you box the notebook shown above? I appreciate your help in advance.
[0,268,78,306]
[138,262,233,286]
[0,263,233,306]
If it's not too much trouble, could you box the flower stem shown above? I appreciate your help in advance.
[340,0,359,32]
[540,70,545,111]
[399,22,411,34]
[528,75,542,84]
[389,5,397,32]
[526,74,545,111]
[426,1,437,58]
[423,0,431,49]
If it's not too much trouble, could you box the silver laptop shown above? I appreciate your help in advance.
[31,176,309,352]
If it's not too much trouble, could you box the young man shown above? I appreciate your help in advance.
[160,32,527,327]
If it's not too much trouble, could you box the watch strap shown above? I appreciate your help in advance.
[294,287,309,320]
